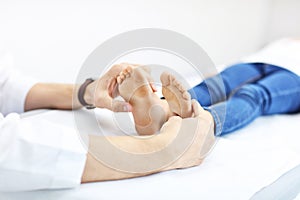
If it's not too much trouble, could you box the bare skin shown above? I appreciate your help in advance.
[25,61,214,183]
[25,64,132,112]
[82,83,215,183]
[117,66,171,135]
[117,66,195,135]
[84,64,133,112]
[23,62,215,184]
[82,64,215,184]
[160,71,193,118]
[25,83,81,111]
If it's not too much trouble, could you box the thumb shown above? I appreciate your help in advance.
[111,100,132,112]
[191,99,204,117]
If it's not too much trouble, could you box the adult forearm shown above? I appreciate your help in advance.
[82,152,152,183]
[24,64,134,113]
[81,118,189,183]
[24,83,82,111]
[81,109,215,183]
[81,134,173,183]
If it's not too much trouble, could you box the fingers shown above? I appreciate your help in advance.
[110,63,141,79]
[108,64,125,77]
[108,77,118,97]
[191,99,204,117]
[111,99,132,112]
[93,90,132,112]
[160,116,182,133]
[100,63,151,112]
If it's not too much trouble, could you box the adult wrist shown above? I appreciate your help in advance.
[78,78,96,109]
[84,83,94,105]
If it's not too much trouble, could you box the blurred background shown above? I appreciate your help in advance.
[0,0,299,82]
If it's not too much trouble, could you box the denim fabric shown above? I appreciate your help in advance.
[189,63,300,136]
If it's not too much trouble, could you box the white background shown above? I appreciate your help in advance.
[0,0,299,82]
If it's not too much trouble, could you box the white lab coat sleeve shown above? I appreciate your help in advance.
[0,70,37,115]
[0,113,87,192]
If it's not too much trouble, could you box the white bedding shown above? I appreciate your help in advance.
[0,109,299,200]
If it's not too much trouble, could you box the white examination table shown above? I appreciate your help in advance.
[0,108,299,200]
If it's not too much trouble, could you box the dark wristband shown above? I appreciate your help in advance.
[78,78,96,109]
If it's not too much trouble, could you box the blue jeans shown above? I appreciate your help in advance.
[189,63,300,136]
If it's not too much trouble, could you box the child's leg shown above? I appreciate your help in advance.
[189,63,283,106]
[207,70,300,136]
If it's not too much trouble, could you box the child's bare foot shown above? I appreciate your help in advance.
[160,72,193,118]
[117,66,170,135]
[117,66,154,101]
[158,72,215,170]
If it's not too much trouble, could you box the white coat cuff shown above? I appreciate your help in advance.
[3,71,37,115]
[49,127,87,189]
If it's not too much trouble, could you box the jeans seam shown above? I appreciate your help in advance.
[209,108,222,136]
[269,88,300,98]
[224,106,260,134]
[228,74,263,98]
[229,86,300,132]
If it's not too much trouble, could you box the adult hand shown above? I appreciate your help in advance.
[159,100,215,169]
[83,63,157,112]
[84,63,133,112]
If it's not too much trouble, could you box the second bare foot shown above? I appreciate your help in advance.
[160,72,193,118]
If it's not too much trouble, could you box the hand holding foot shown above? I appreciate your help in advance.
[159,72,215,169]
[82,70,216,183]
[84,64,133,112]
[161,99,215,170]
[117,65,170,135]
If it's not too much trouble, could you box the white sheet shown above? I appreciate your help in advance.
[0,109,299,200]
